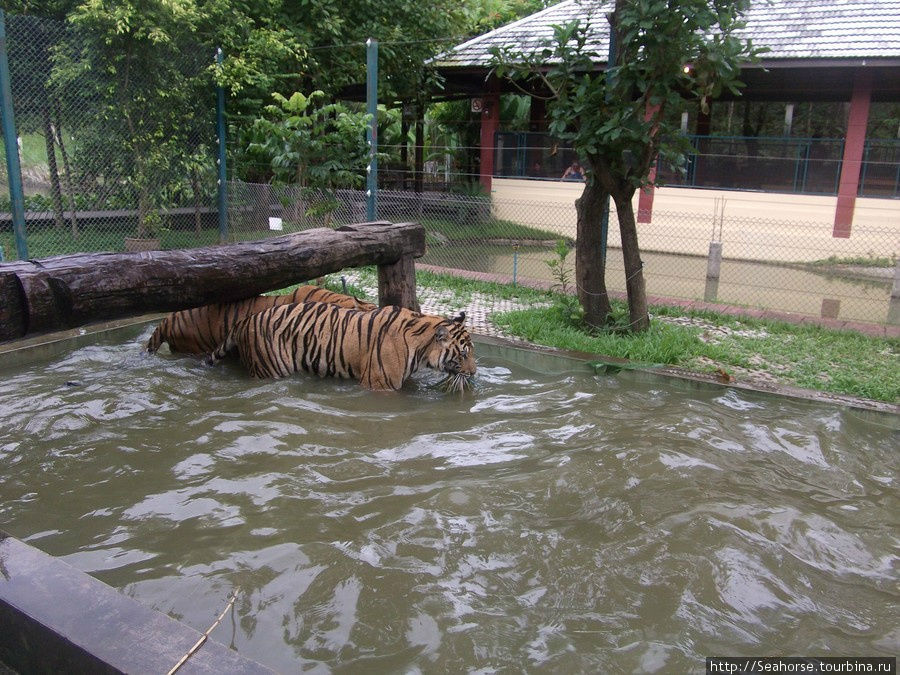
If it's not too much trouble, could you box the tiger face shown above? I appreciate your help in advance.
[428,312,476,378]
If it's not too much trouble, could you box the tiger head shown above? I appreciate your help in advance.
[428,312,476,379]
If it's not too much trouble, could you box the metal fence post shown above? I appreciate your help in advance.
[0,9,28,260]
[366,38,378,221]
[215,47,228,243]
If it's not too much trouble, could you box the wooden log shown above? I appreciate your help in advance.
[378,254,420,312]
[0,221,425,341]
[0,272,27,341]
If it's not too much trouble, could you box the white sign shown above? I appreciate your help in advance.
[268,217,283,231]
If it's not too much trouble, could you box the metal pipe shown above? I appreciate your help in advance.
[215,48,228,243]
[0,9,28,260]
[366,38,378,221]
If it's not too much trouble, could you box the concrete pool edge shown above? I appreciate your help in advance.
[0,531,273,674]
[475,334,900,416]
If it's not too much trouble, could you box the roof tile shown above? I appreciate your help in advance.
[434,0,900,67]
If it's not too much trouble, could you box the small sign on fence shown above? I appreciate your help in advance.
[268,217,283,231]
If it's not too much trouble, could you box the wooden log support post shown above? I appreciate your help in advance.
[0,271,26,342]
[0,221,425,341]
[378,254,420,312]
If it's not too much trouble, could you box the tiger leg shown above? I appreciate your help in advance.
[147,318,169,353]
[205,324,239,367]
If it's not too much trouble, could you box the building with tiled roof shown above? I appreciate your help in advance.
[433,0,900,99]
[431,0,900,232]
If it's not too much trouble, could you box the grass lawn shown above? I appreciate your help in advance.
[494,302,900,403]
[421,217,560,242]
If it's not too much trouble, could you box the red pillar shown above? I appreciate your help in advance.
[479,80,500,192]
[637,166,657,223]
[638,103,661,224]
[833,70,873,238]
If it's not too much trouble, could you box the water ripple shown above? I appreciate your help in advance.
[0,333,897,672]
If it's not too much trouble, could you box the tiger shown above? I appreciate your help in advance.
[205,302,476,391]
[147,285,377,355]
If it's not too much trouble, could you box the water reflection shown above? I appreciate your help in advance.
[0,327,896,672]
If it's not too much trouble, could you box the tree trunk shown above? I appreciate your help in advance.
[400,107,410,190]
[53,106,79,239]
[414,106,425,194]
[41,106,65,230]
[1,221,425,340]
[574,179,612,329]
[190,169,203,234]
[612,187,650,332]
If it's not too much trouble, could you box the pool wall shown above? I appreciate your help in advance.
[0,530,272,674]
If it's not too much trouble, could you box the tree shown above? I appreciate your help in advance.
[493,0,760,331]
[52,0,212,238]
[243,90,370,227]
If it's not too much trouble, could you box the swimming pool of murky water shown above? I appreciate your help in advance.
[0,324,897,672]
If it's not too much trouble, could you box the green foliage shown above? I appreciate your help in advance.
[466,0,559,33]
[545,238,572,293]
[47,0,213,236]
[491,0,763,191]
[495,303,704,363]
[492,303,900,403]
[543,238,583,321]
[246,90,369,189]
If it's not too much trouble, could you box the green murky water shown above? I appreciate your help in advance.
[0,325,897,672]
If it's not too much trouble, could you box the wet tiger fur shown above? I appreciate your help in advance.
[147,285,376,355]
[206,302,476,391]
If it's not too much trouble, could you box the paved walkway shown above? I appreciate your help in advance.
[416,264,900,339]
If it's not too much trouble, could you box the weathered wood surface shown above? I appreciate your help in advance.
[378,255,420,313]
[0,272,27,342]
[0,221,425,341]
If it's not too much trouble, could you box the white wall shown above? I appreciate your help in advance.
[490,178,899,263]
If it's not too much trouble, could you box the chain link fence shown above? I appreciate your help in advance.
[1,12,896,333]
[0,13,219,261]
[225,179,900,332]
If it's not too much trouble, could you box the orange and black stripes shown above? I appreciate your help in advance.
[147,285,376,355]
[207,302,476,391]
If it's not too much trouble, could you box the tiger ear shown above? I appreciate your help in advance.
[452,311,466,325]
[435,324,449,342]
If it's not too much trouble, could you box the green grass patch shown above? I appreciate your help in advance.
[806,254,896,268]
[416,267,549,305]
[495,303,706,365]
[494,301,900,403]
[698,320,900,402]
[422,217,559,242]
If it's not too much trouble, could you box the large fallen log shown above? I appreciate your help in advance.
[0,221,425,342]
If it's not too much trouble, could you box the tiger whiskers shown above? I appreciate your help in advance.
[436,372,473,393]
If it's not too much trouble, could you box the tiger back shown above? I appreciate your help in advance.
[147,285,376,355]
[206,302,476,391]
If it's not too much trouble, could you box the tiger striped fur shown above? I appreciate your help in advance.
[206,302,476,391]
[147,285,376,355]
